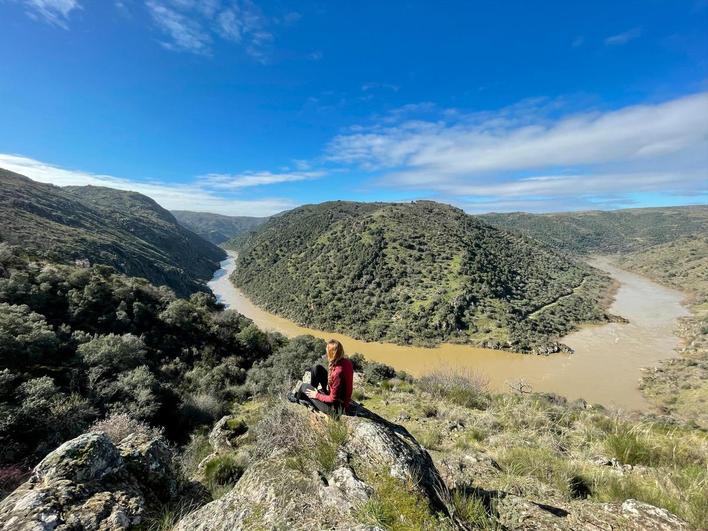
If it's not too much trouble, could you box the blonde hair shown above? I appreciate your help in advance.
[326,339,345,367]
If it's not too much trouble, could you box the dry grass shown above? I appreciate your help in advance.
[418,368,490,409]
[89,412,163,444]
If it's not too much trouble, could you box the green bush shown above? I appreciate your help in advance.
[363,362,396,384]
[203,454,246,487]
[349,352,366,371]
[245,335,326,395]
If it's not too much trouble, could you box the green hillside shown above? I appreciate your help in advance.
[0,169,225,296]
[172,210,268,245]
[233,201,616,352]
[482,205,708,254]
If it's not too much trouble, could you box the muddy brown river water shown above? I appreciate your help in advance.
[209,252,689,411]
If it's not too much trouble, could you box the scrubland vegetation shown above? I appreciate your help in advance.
[0,243,313,491]
[0,170,225,296]
[156,353,707,530]
[233,200,617,352]
[483,205,708,254]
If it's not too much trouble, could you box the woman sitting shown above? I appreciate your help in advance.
[288,339,354,416]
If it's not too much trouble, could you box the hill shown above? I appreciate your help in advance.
[172,210,268,245]
[0,243,704,530]
[233,200,616,352]
[482,205,708,254]
[0,169,226,296]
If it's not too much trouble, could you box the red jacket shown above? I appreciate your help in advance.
[315,358,353,410]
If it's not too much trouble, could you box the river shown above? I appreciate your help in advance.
[208,252,689,411]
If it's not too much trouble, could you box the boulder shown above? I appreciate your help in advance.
[601,499,689,530]
[0,432,179,531]
[208,415,248,454]
[174,405,445,530]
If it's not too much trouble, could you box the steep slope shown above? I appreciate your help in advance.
[172,210,268,245]
[234,201,615,352]
[482,205,708,254]
[0,169,225,295]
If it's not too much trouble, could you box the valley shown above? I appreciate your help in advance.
[210,251,688,411]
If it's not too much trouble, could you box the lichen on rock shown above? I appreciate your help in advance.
[0,431,180,530]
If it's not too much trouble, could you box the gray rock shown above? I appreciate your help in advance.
[174,405,445,530]
[117,432,177,501]
[602,499,689,530]
[32,432,123,484]
[436,451,502,489]
[208,415,248,454]
[0,432,179,531]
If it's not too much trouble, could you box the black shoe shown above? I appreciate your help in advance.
[287,392,298,403]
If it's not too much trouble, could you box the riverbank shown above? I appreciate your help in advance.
[616,236,708,428]
[208,251,689,411]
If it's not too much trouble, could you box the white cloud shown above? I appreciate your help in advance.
[145,0,274,59]
[605,27,642,46]
[0,154,296,216]
[146,1,211,54]
[15,0,81,28]
[362,82,400,92]
[429,171,707,199]
[200,170,325,190]
[324,92,708,202]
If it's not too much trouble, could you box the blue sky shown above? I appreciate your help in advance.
[0,0,706,215]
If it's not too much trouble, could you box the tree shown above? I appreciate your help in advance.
[0,304,58,368]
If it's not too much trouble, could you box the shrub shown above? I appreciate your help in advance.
[203,454,246,487]
[179,432,213,478]
[314,419,349,473]
[90,413,163,445]
[0,303,58,368]
[107,366,161,420]
[363,362,396,384]
[355,469,443,530]
[179,392,227,430]
[448,490,499,530]
[349,353,366,371]
[245,336,326,395]
[418,368,489,409]
[251,402,315,460]
[77,333,146,373]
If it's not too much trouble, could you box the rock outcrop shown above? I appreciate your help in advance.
[174,405,445,530]
[0,432,179,530]
[0,406,692,530]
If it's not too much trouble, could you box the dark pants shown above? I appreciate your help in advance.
[297,364,343,416]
